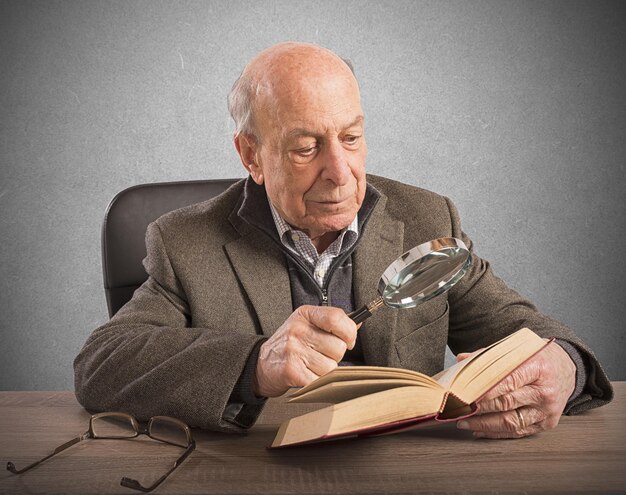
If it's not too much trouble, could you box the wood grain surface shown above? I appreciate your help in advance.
[0,385,624,494]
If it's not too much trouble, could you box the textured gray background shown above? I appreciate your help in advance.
[1,0,624,390]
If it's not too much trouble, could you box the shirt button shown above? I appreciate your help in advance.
[291,234,299,242]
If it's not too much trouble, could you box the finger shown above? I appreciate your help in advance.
[300,348,339,378]
[284,359,320,388]
[456,346,486,362]
[480,368,532,402]
[476,384,539,414]
[482,345,555,402]
[456,352,472,362]
[473,422,543,439]
[459,406,543,437]
[305,329,349,362]
[292,364,320,387]
[300,306,358,348]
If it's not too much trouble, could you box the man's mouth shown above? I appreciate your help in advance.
[310,195,352,204]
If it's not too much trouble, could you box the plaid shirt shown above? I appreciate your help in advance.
[268,202,359,287]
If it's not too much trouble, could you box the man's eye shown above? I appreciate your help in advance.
[343,135,361,146]
[296,146,317,156]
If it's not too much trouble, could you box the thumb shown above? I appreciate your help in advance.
[456,346,486,363]
[456,352,472,362]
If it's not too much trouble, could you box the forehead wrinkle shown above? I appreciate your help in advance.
[283,115,365,141]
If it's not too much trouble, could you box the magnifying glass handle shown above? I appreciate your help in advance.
[348,296,386,325]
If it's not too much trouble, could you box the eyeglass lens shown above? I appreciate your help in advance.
[91,414,137,438]
[149,418,189,448]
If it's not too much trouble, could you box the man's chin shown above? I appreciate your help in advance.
[310,214,356,235]
[308,198,359,214]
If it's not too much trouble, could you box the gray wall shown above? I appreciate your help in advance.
[1,0,624,390]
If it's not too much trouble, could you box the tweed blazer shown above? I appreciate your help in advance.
[74,175,612,432]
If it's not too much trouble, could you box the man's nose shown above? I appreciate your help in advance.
[320,141,351,186]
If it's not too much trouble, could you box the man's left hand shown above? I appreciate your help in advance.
[456,341,576,438]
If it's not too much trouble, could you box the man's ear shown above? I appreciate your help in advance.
[234,133,264,185]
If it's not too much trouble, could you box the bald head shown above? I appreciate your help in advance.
[228,42,359,139]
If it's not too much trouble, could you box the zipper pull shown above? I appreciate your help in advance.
[320,289,329,306]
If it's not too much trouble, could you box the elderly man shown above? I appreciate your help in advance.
[74,42,612,439]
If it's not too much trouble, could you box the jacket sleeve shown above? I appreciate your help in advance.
[73,221,266,432]
[444,197,613,415]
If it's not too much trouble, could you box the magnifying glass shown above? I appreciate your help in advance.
[348,237,471,324]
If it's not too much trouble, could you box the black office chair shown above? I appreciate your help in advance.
[102,178,240,317]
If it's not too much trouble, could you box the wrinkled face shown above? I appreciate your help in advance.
[247,68,367,241]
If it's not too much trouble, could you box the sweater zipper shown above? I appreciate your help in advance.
[255,225,368,307]
[320,288,329,306]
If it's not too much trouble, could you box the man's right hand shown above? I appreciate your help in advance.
[254,305,358,397]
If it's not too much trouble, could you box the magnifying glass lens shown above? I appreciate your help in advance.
[382,247,469,308]
[348,237,471,325]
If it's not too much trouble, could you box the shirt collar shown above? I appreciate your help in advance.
[268,201,359,248]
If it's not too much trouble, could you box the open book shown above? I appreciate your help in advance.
[271,328,550,448]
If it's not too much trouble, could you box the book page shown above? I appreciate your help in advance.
[288,366,441,399]
[289,378,437,404]
[432,355,473,389]
[433,330,528,389]
[449,328,548,404]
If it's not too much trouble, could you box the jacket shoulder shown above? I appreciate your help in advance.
[366,174,452,225]
[151,179,245,247]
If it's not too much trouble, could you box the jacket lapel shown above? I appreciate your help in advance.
[224,226,293,338]
[353,192,405,366]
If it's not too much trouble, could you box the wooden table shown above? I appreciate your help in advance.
[0,385,624,494]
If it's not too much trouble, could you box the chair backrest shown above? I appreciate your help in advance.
[102,179,240,317]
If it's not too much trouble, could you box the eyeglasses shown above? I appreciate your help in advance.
[6,412,195,492]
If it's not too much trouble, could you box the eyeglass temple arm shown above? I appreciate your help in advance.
[120,440,196,493]
[7,432,90,474]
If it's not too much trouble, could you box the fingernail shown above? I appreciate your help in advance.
[457,421,469,430]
